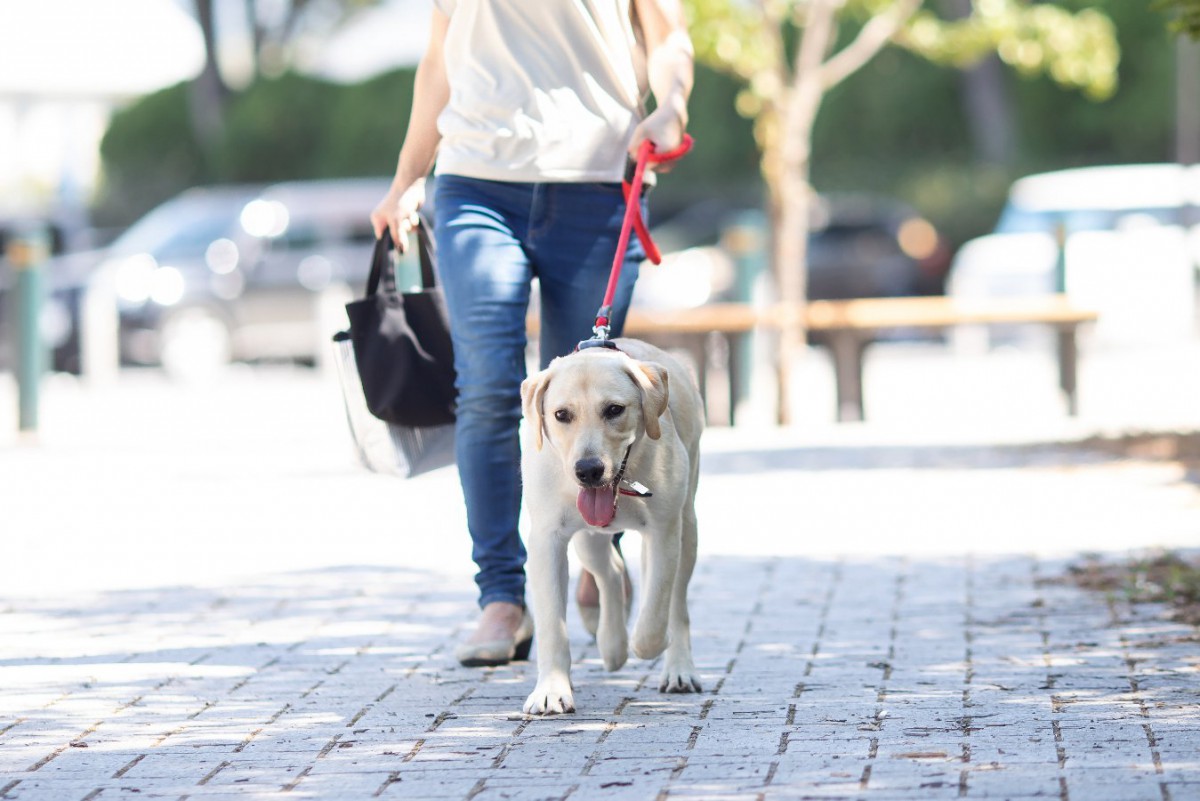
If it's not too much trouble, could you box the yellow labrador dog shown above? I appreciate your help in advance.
[519,338,703,715]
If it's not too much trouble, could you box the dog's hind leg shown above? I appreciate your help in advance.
[659,496,701,693]
[524,527,576,715]
[573,533,629,671]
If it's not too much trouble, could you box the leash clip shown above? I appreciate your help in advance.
[577,306,619,351]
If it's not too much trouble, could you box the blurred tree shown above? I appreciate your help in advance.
[191,0,229,153]
[943,0,1013,166]
[186,0,380,159]
[683,0,1119,423]
[98,83,210,226]
[97,68,421,224]
[1157,0,1200,162]
[1156,0,1200,38]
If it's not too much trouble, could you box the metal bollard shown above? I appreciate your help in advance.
[1054,222,1068,294]
[6,229,49,433]
[720,210,768,425]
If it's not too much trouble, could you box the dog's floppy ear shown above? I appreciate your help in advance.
[521,368,552,450]
[626,360,669,440]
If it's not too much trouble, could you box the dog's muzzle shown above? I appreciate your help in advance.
[574,456,617,528]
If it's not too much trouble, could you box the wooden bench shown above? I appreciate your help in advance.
[612,295,1098,423]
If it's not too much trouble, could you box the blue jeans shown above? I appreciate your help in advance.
[433,175,645,610]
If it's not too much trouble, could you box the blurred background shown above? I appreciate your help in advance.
[1,0,1199,437]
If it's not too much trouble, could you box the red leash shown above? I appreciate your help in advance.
[587,135,694,343]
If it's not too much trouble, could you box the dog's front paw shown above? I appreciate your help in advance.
[659,658,703,694]
[523,675,576,715]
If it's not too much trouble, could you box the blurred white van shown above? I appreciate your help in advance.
[948,164,1200,347]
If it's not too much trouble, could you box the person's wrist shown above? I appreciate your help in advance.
[391,173,426,196]
[661,93,688,131]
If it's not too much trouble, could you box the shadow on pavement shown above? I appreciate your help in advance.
[1,555,1198,799]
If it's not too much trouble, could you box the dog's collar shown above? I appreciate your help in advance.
[612,444,652,501]
[576,337,621,353]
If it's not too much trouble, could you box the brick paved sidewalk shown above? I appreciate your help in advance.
[3,552,1198,801]
[2,370,1199,800]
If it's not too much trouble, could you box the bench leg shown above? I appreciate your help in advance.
[1057,325,1079,416]
[727,331,743,427]
[828,332,866,423]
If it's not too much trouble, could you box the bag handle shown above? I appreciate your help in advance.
[366,229,396,297]
[416,213,437,290]
[366,217,438,297]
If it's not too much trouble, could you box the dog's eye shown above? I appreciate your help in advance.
[554,409,573,423]
[603,404,625,420]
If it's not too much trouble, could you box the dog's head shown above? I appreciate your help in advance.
[521,349,669,488]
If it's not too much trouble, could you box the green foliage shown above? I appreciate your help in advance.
[96,83,209,226]
[320,69,417,177]
[214,69,418,181]
[684,0,779,85]
[900,1,1119,100]
[678,0,1130,248]
[216,73,340,181]
[95,0,1170,251]
[685,0,1120,119]
[1155,0,1200,38]
[97,69,418,224]
[807,0,1169,243]
[97,63,751,225]
[656,62,759,205]
[1011,0,1172,168]
[1069,549,1200,625]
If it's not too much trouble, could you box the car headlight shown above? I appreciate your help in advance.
[240,199,289,238]
[149,266,186,306]
[112,254,158,304]
[205,238,239,274]
[897,218,939,261]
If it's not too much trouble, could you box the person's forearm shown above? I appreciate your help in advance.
[637,0,694,128]
[392,12,451,190]
[647,29,693,127]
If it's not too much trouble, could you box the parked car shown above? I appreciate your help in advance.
[808,194,950,299]
[632,193,950,311]
[947,164,1200,346]
[46,178,414,378]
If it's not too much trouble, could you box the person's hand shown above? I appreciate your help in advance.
[370,179,426,254]
[629,106,686,172]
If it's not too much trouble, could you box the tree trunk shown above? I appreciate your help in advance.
[771,91,820,425]
[959,56,1016,165]
[190,0,230,158]
[1177,36,1200,165]
[769,0,838,425]
[945,0,1015,165]
[244,0,264,78]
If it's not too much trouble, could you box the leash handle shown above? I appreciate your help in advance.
[594,135,694,335]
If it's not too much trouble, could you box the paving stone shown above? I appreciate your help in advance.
[5,373,1200,799]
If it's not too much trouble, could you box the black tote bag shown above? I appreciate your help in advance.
[342,223,457,427]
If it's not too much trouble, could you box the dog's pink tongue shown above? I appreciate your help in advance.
[577,486,617,527]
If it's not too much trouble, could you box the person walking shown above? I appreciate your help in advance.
[370,0,693,666]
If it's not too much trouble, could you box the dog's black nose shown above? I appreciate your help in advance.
[574,457,606,487]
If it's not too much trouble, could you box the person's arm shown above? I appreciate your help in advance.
[370,9,451,251]
[629,0,694,157]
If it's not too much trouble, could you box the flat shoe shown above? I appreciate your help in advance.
[455,610,534,667]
